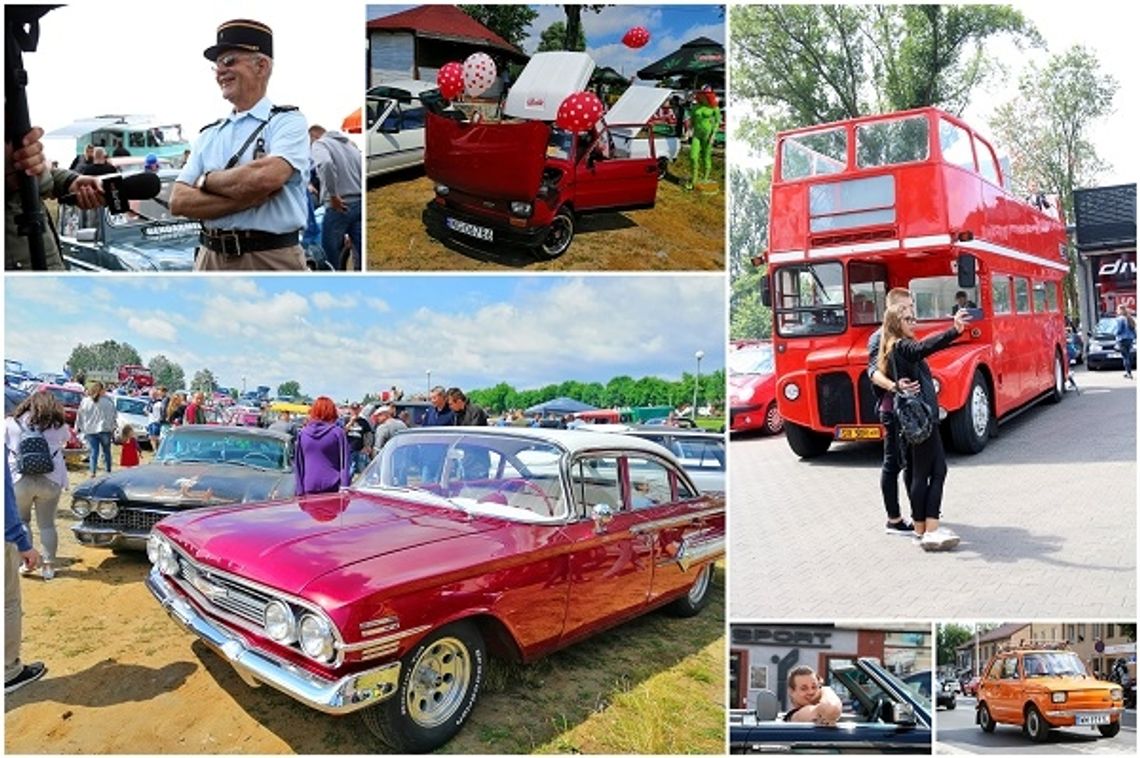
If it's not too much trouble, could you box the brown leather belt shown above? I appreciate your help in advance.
[199,229,299,256]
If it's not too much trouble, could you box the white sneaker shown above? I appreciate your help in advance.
[922,528,960,551]
[41,563,54,581]
[17,563,30,576]
[919,531,941,551]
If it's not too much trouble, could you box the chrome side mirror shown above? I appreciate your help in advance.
[892,702,916,726]
[591,503,613,534]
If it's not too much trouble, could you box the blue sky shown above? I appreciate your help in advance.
[4,276,725,400]
[367,4,725,82]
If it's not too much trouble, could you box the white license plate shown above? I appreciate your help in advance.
[1075,713,1111,726]
[446,217,493,242]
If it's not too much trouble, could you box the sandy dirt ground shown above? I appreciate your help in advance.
[365,155,725,272]
[4,454,725,754]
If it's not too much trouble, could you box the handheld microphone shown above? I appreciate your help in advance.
[59,171,161,214]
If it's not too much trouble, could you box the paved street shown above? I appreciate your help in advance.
[936,697,1136,754]
[728,366,1136,618]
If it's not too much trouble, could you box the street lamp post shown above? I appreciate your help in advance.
[426,369,432,395]
[692,350,704,420]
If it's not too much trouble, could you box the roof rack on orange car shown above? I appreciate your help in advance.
[999,639,1072,652]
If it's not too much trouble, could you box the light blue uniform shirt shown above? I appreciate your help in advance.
[178,95,309,233]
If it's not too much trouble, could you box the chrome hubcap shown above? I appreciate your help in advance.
[406,637,471,728]
[970,384,989,438]
[688,563,712,603]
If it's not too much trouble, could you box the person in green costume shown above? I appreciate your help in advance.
[688,86,720,187]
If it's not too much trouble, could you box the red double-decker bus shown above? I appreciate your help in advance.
[758,107,1069,457]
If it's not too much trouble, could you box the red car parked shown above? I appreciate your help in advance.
[728,340,783,435]
[147,427,723,752]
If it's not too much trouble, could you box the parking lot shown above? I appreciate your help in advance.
[728,366,1137,619]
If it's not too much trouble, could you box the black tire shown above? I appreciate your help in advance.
[1045,350,1064,404]
[1024,704,1050,743]
[665,562,714,617]
[763,401,784,435]
[537,207,574,259]
[978,702,996,733]
[946,698,956,710]
[1097,721,1121,738]
[948,371,991,454]
[360,620,485,753]
[784,422,832,458]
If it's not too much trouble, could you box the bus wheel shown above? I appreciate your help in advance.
[948,372,991,454]
[785,422,831,458]
[1045,351,1065,404]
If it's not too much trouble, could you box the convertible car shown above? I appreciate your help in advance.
[729,658,932,754]
[71,425,293,550]
[146,427,724,752]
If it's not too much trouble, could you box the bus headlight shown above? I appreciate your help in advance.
[298,614,336,662]
[783,383,800,401]
[72,498,92,517]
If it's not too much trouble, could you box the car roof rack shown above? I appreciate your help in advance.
[999,639,1072,652]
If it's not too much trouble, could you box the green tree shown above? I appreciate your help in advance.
[938,623,974,666]
[989,45,1118,320]
[277,380,301,399]
[190,369,218,395]
[66,340,143,376]
[562,5,606,55]
[459,4,538,49]
[536,20,586,52]
[147,355,185,391]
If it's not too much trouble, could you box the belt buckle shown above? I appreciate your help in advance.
[217,231,242,257]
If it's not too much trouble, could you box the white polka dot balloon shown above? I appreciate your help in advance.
[463,52,497,97]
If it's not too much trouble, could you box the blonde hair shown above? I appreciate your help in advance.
[877,305,910,376]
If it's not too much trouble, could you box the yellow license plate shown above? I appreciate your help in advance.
[835,426,883,441]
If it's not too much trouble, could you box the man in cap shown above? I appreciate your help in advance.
[171,19,309,271]
[371,405,407,454]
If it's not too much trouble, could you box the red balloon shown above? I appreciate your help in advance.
[622,26,650,49]
[555,91,605,133]
[436,62,464,100]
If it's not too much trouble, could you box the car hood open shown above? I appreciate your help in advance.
[425,113,551,200]
[160,490,505,595]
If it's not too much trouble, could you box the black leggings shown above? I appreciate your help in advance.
[908,425,947,523]
[880,413,912,520]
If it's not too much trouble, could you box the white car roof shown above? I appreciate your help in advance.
[504,51,595,122]
[402,425,682,461]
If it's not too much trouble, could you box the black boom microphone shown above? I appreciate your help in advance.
[59,171,161,214]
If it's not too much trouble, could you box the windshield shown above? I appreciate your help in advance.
[115,396,148,415]
[856,115,930,168]
[46,387,83,407]
[781,126,847,180]
[728,343,773,375]
[1096,317,1119,335]
[155,429,290,470]
[1023,652,1088,678]
[773,262,846,337]
[361,432,567,521]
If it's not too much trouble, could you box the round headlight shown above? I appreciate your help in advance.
[264,601,296,643]
[1051,691,1067,703]
[146,532,162,564]
[157,540,179,577]
[298,614,335,662]
[783,382,800,401]
[96,500,119,519]
[72,498,92,517]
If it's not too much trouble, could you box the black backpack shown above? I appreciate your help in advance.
[891,351,935,446]
[15,421,56,475]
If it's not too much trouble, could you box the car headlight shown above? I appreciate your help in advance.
[157,539,179,577]
[72,497,92,517]
[434,183,450,197]
[146,532,162,564]
[264,601,297,643]
[1051,691,1067,703]
[1088,342,1102,353]
[298,614,335,662]
[783,382,800,401]
[95,500,119,519]
[509,201,533,218]
[1110,688,1123,700]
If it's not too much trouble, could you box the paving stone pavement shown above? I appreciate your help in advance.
[728,365,1136,619]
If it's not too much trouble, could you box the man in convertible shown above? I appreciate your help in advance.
[784,666,844,725]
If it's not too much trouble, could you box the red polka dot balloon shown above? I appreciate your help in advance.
[622,26,650,49]
[555,91,605,133]
[436,62,464,100]
[463,52,497,97]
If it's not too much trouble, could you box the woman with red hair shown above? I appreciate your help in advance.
[293,397,351,495]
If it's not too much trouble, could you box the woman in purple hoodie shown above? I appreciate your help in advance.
[293,397,351,495]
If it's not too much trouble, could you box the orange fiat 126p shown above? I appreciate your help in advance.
[975,640,1124,743]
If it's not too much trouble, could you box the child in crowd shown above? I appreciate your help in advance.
[119,425,140,467]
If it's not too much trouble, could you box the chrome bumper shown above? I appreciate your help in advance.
[1044,707,1123,719]
[146,570,400,714]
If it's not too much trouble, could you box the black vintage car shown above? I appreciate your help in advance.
[71,425,294,550]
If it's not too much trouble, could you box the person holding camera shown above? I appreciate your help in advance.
[877,306,971,551]
[5,127,104,270]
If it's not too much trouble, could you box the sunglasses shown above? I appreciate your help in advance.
[213,53,252,70]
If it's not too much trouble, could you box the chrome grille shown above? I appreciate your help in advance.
[179,560,270,627]
[82,508,168,534]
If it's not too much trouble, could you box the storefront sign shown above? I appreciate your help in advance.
[731,626,833,648]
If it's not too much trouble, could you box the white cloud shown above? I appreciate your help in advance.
[365,297,392,313]
[126,316,179,342]
[311,291,357,310]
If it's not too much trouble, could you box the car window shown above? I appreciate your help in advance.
[673,438,725,471]
[1000,657,1020,680]
[626,456,673,509]
[156,430,289,469]
[985,658,1003,679]
[116,397,149,415]
[571,455,621,515]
